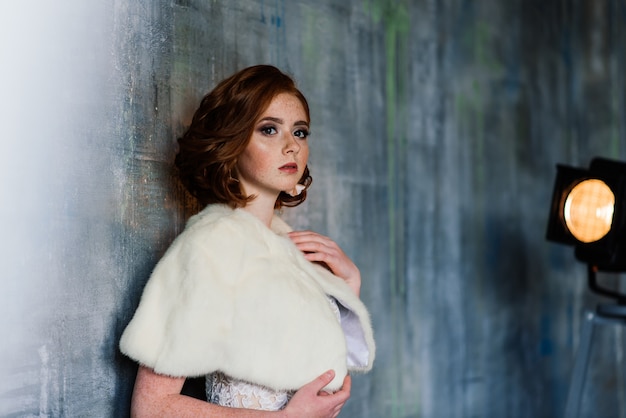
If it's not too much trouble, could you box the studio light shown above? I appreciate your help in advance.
[547,157,626,418]
[547,157,626,276]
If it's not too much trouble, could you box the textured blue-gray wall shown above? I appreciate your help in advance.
[1,1,625,417]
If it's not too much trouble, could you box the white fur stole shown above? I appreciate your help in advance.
[119,204,375,391]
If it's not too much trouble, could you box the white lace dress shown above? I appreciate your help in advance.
[205,297,342,411]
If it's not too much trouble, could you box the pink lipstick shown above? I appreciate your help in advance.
[279,163,298,173]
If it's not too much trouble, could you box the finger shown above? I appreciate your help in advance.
[288,231,333,244]
[294,239,344,258]
[291,239,327,252]
[311,369,335,392]
[287,230,320,237]
[341,374,352,392]
[298,244,334,259]
[296,246,343,266]
[288,234,345,259]
[304,250,354,271]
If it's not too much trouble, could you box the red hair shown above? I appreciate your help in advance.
[175,65,312,208]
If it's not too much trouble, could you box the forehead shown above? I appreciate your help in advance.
[261,93,308,121]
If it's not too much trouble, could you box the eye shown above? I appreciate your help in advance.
[293,128,310,139]
[260,125,277,135]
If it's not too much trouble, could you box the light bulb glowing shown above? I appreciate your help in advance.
[563,179,614,243]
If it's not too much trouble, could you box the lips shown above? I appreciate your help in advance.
[279,163,298,173]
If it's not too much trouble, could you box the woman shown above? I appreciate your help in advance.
[120,65,375,417]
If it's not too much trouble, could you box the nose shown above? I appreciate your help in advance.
[284,134,301,154]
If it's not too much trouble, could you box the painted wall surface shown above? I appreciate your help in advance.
[1,0,625,417]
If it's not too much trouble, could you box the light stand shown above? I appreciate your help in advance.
[563,265,626,417]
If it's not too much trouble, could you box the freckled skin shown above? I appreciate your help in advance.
[236,93,310,204]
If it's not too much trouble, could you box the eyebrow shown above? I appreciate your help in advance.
[258,116,309,126]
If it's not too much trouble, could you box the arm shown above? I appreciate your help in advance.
[288,231,361,296]
[131,366,350,418]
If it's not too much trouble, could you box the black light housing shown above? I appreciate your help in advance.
[547,157,626,306]
[547,157,626,272]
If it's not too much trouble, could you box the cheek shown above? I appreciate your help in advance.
[236,152,262,178]
[300,144,310,162]
[299,147,309,177]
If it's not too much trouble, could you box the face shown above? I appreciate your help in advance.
[236,93,310,202]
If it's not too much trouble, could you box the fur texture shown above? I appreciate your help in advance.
[119,204,375,391]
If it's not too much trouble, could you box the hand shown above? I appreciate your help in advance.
[288,231,361,296]
[283,370,351,418]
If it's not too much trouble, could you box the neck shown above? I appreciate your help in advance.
[241,195,278,228]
